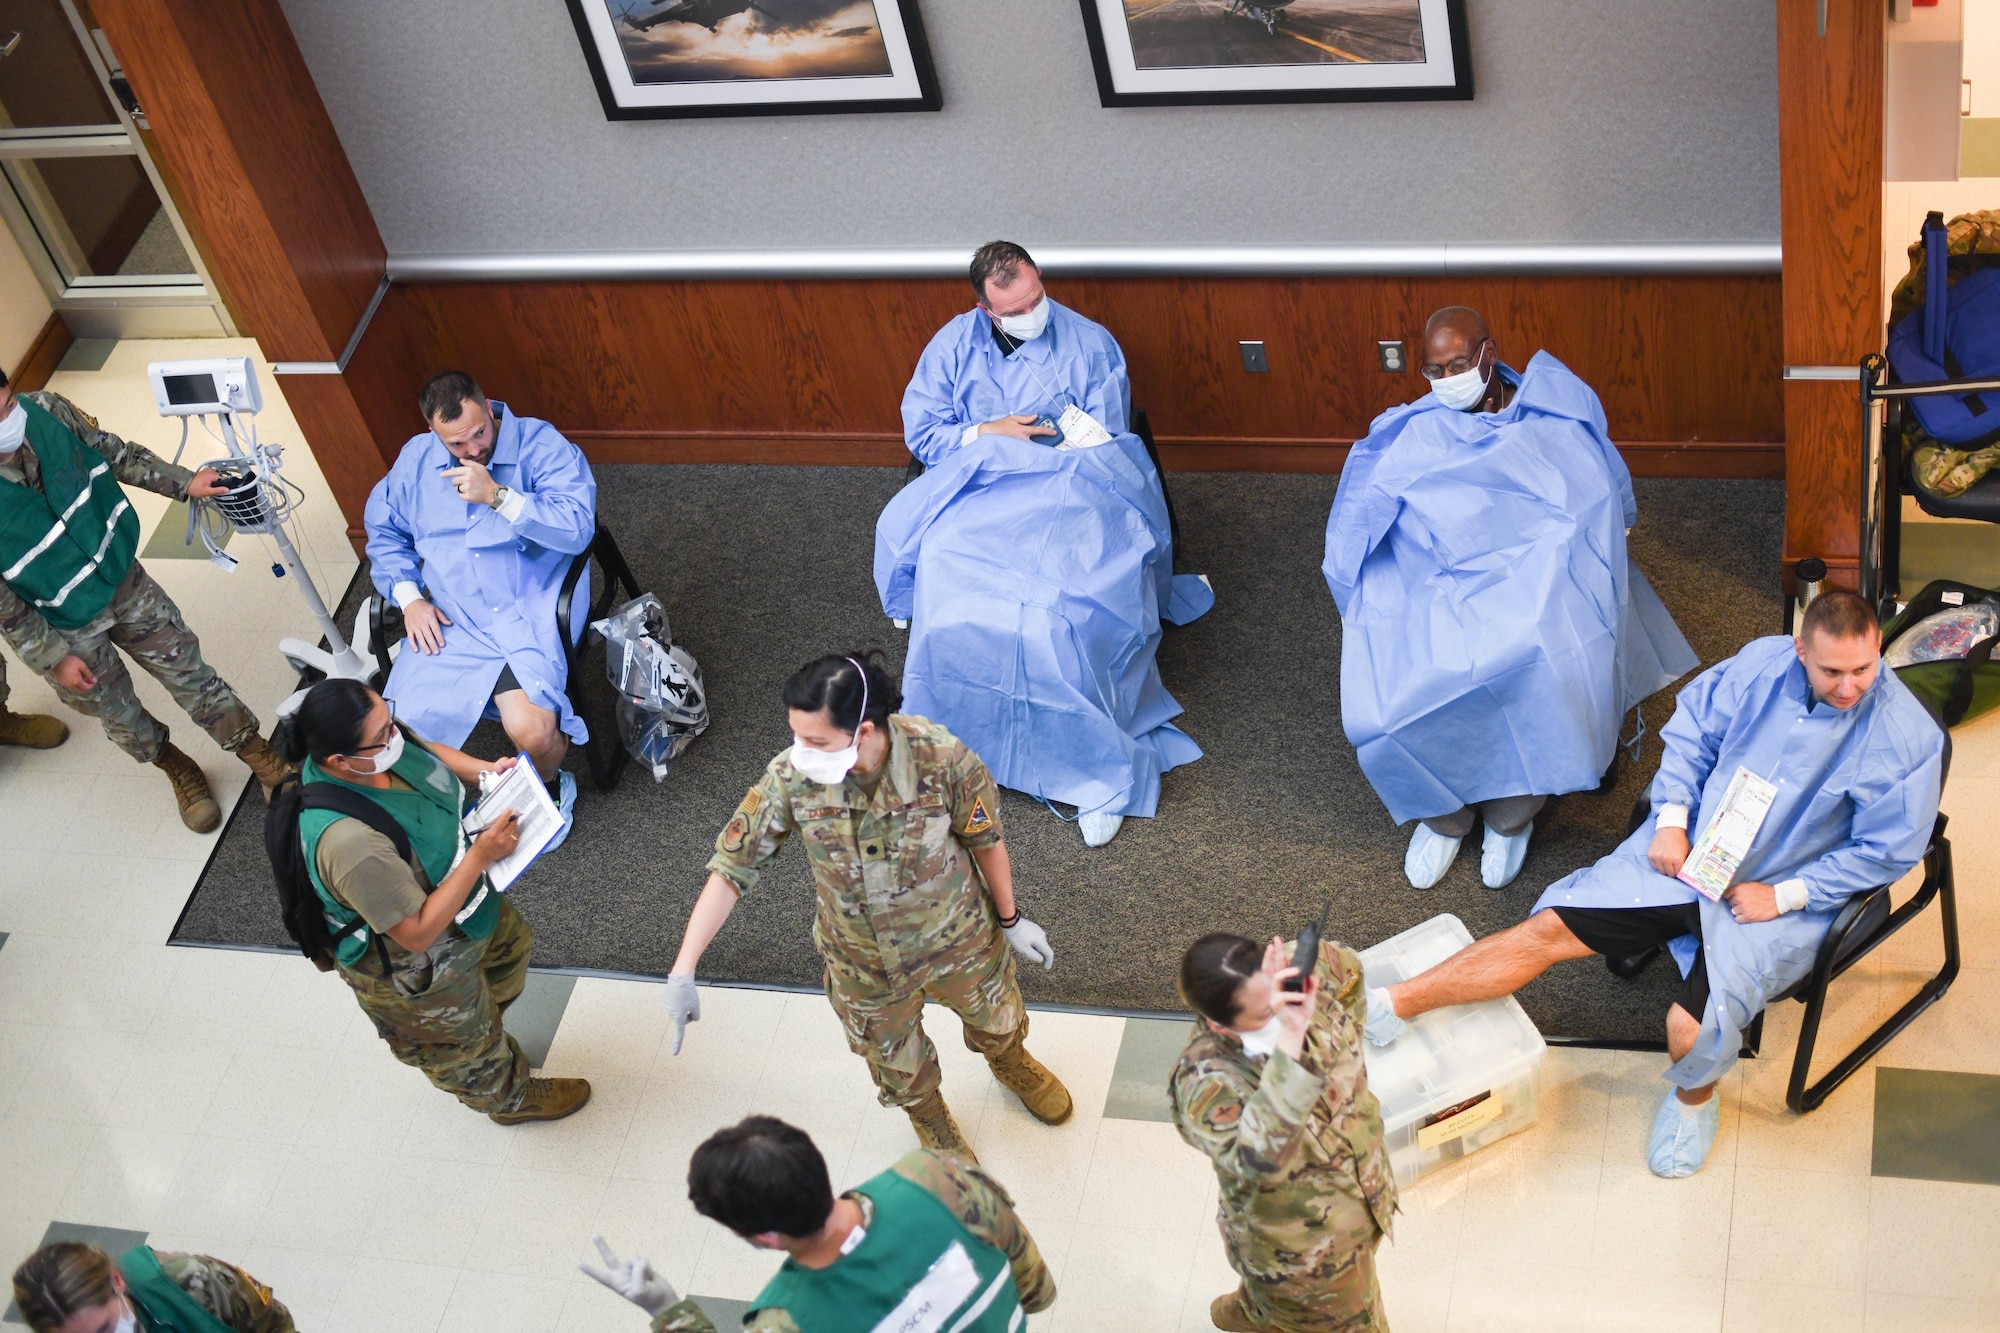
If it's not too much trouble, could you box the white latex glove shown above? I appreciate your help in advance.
[1003,917,1055,969]
[580,1235,679,1317]
[663,972,700,1054]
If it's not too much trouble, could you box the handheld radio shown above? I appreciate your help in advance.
[1285,901,1332,992]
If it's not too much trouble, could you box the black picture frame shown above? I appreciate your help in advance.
[1076,0,1471,108]
[564,0,942,121]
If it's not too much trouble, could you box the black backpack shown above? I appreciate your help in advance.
[264,775,412,971]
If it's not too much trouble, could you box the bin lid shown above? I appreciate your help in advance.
[1357,913,1548,1134]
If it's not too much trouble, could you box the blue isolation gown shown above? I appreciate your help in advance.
[1323,352,1697,826]
[902,300,1132,466]
[364,402,597,748]
[1535,635,1945,1089]
[876,431,1214,820]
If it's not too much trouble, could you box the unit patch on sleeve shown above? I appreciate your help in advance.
[721,812,751,852]
[959,796,994,837]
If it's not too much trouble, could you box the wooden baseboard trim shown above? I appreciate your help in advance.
[567,429,1785,478]
[8,313,72,392]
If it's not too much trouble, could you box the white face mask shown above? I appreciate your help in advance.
[790,658,870,786]
[113,1311,136,1333]
[347,726,405,775]
[1236,1013,1284,1060]
[995,296,1051,342]
[1430,354,1492,412]
[0,400,26,453]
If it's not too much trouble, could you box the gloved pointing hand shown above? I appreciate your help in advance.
[580,1235,679,1317]
[1002,916,1055,969]
[663,972,701,1055]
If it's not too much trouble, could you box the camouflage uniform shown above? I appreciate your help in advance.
[1170,939,1398,1333]
[149,1249,296,1333]
[652,1149,1056,1333]
[0,391,258,762]
[708,714,1024,1109]
[333,895,534,1114]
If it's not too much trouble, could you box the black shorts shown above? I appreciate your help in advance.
[1553,904,1711,1020]
[492,664,521,697]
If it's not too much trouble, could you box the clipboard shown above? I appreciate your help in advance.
[463,755,564,892]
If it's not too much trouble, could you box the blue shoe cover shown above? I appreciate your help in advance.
[1481,824,1532,889]
[1404,825,1463,889]
[1364,987,1407,1047]
[541,769,578,854]
[1647,1091,1720,1178]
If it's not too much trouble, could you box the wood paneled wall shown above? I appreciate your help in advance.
[1777,0,1884,589]
[341,272,1784,483]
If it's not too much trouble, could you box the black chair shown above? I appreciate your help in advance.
[903,405,1181,553]
[367,522,643,791]
[1869,361,2000,612]
[1607,788,1958,1113]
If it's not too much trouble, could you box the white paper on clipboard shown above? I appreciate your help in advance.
[1676,766,1778,901]
[462,756,563,892]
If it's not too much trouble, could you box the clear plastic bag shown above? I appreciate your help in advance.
[1884,603,2000,669]
[590,594,709,782]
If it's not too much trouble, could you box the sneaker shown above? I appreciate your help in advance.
[1078,810,1124,847]
[541,770,579,854]
[1404,824,1462,888]
[490,1076,592,1124]
[1480,823,1532,889]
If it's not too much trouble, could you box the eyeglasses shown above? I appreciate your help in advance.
[350,698,399,754]
[1418,338,1492,381]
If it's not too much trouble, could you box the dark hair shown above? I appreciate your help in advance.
[1801,588,1878,644]
[419,370,484,425]
[272,677,376,765]
[1179,933,1263,1026]
[970,240,1037,303]
[687,1115,834,1239]
[12,1242,118,1331]
[783,650,899,733]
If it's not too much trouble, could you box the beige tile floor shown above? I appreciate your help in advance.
[3,346,2000,1330]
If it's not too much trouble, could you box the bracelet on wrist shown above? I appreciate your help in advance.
[997,910,1020,928]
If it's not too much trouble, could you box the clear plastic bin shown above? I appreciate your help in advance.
[1358,913,1547,1189]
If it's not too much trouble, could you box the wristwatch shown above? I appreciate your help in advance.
[488,484,510,512]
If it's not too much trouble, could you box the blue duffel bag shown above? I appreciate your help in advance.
[1888,210,2000,447]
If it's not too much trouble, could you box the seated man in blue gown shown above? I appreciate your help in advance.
[1364,592,1944,1177]
[878,241,1213,849]
[364,370,597,844]
[1324,306,1698,889]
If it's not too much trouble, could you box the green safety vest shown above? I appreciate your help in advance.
[753,1168,1023,1333]
[115,1246,234,1333]
[0,397,139,629]
[299,740,499,967]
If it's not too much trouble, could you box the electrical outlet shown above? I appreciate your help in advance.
[1377,340,1406,373]
[1239,341,1268,373]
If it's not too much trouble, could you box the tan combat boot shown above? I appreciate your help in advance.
[0,710,68,749]
[988,1046,1074,1125]
[489,1076,592,1124]
[905,1090,977,1162]
[1209,1287,1266,1332]
[234,732,295,801]
[153,742,220,833]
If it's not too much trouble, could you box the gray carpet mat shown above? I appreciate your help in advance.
[173,468,1782,1042]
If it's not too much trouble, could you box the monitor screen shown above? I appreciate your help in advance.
[162,372,219,407]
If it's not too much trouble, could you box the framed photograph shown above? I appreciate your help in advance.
[1077,0,1471,107]
[564,0,941,120]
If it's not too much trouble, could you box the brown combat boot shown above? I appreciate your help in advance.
[0,710,69,749]
[905,1091,977,1162]
[152,742,220,833]
[234,732,295,800]
[987,1046,1074,1125]
[1209,1287,1266,1332]
[489,1076,592,1124]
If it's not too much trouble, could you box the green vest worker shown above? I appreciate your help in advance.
[275,677,590,1123]
[11,1239,294,1333]
[0,376,292,830]
[1171,934,1399,1333]
[583,1115,1057,1333]
[665,650,1069,1159]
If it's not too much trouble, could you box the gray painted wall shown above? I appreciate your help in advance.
[281,1,1778,254]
